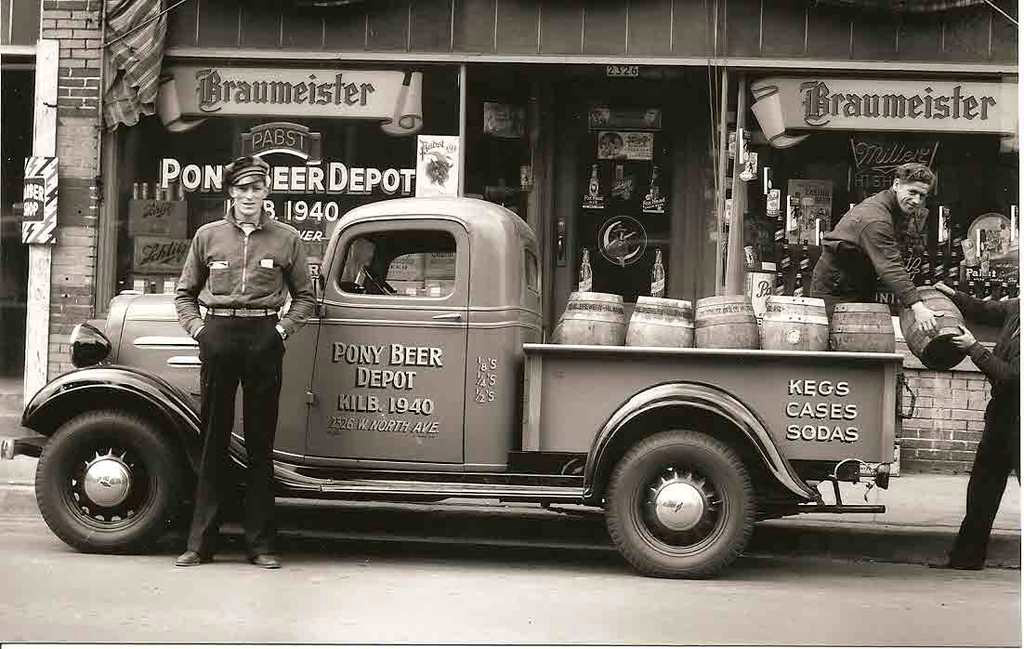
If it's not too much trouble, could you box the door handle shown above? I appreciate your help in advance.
[432,313,463,321]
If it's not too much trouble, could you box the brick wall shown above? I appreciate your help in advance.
[41,0,102,378]
[898,367,991,474]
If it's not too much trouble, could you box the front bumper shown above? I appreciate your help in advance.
[0,435,47,460]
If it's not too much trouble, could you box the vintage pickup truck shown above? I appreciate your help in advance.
[3,197,902,578]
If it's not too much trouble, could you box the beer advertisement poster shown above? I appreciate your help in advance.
[597,131,654,160]
[786,179,833,244]
[415,135,460,197]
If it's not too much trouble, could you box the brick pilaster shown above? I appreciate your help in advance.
[40,0,103,378]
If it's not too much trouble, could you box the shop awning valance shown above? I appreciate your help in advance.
[812,0,987,11]
[104,0,167,130]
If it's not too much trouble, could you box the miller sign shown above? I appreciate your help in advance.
[751,77,1018,145]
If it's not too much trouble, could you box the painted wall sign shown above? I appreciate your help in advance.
[21,156,58,245]
[784,378,860,444]
[163,66,424,136]
[751,77,1018,145]
[241,122,322,163]
[415,135,460,197]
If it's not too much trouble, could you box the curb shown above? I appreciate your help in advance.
[2,486,1017,569]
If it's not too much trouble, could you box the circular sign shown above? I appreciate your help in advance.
[598,215,648,266]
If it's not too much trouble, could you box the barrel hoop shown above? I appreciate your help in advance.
[566,302,625,315]
[762,314,829,325]
[633,304,694,319]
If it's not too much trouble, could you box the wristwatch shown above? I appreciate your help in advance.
[275,324,288,341]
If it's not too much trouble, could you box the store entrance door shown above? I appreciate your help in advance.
[0,68,34,380]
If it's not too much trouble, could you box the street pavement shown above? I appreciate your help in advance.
[1,451,1020,569]
[0,516,1018,644]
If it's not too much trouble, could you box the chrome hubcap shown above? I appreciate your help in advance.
[650,472,708,531]
[82,451,132,508]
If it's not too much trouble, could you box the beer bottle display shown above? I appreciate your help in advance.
[793,269,805,297]
[933,249,945,285]
[1008,278,1019,299]
[579,248,593,292]
[999,279,1010,301]
[982,278,993,301]
[919,251,931,286]
[587,165,600,197]
[651,248,666,298]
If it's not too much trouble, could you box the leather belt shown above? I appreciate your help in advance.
[206,307,277,317]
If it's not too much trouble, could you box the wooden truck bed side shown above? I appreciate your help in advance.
[522,344,902,467]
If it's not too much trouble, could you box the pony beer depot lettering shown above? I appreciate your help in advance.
[326,342,445,438]
[784,378,860,443]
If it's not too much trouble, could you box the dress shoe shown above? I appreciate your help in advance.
[927,560,983,570]
[175,550,212,567]
[249,553,281,569]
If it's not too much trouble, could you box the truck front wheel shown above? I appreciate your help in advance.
[35,410,183,553]
[605,429,755,578]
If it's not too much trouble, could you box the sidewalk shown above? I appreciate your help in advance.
[1,451,1018,568]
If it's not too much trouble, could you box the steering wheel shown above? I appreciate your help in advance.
[361,265,396,295]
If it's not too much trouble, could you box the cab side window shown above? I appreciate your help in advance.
[338,230,457,297]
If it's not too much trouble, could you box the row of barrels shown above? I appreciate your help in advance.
[550,287,967,369]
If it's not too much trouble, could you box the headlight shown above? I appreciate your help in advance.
[71,322,111,367]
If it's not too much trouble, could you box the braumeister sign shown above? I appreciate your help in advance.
[751,77,1017,137]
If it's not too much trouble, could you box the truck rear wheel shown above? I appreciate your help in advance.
[605,429,755,578]
[35,410,183,554]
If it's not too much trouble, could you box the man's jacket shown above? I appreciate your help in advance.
[811,189,921,308]
[175,209,316,337]
[950,293,1020,413]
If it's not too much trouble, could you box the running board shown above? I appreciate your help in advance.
[794,504,885,514]
[275,470,586,503]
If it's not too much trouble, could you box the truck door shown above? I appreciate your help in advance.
[307,218,469,463]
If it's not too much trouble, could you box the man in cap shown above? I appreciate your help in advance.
[174,155,316,569]
[810,162,941,336]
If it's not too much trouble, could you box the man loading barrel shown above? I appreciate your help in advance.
[810,162,940,336]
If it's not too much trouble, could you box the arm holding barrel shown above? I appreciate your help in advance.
[934,282,1019,386]
[860,220,939,334]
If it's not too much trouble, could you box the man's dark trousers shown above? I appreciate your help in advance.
[949,400,1021,567]
[186,315,284,556]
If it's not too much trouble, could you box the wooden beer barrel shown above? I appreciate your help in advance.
[552,292,626,346]
[830,303,895,353]
[899,287,967,370]
[625,297,694,348]
[694,296,759,349]
[760,296,829,352]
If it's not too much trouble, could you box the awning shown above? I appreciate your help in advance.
[104,0,166,130]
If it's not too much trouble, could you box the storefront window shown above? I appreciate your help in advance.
[111,64,459,300]
[744,75,1019,342]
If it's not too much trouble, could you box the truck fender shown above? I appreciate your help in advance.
[22,365,202,470]
[583,382,817,502]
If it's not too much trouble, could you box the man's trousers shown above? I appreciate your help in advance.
[186,315,284,556]
[949,400,1020,567]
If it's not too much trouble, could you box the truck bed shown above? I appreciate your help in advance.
[521,344,902,466]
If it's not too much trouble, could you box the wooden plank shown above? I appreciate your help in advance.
[24,39,57,405]
[324,5,368,50]
[672,0,713,56]
[522,354,543,451]
[6,0,40,46]
[761,0,806,58]
[539,0,582,55]
[942,7,991,62]
[282,7,326,50]
[806,4,852,60]
[196,0,242,48]
[851,11,898,60]
[626,0,672,56]
[582,0,626,55]
[367,0,411,51]
[496,0,539,54]
[240,0,283,49]
[166,0,199,48]
[410,0,454,51]
[991,7,1018,64]
[896,12,942,61]
[453,0,495,52]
